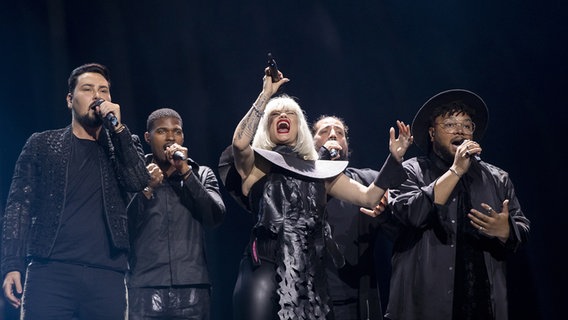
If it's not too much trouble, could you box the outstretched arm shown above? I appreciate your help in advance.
[232,68,289,179]
[329,120,413,212]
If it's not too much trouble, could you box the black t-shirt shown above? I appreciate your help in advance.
[49,135,127,271]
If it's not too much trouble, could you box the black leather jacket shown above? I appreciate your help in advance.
[1,125,150,277]
[127,155,226,287]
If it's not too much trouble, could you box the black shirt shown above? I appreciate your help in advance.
[50,135,127,271]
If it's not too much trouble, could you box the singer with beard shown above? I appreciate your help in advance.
[382,89,530,320]
[126,108,226,320]
[1,63,150,319]
[312,115,396,320]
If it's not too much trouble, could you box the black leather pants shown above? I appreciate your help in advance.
[232,256,279,320]
[128,286,210,320]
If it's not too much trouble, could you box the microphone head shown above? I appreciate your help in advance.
[173,151,186,161]
[267,52,280,82]
[90,99,105,110]
[329,149,338,158]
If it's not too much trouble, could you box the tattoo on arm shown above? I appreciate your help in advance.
[236,107,262,143]
[237,117,259,143]
[235,95,269,144]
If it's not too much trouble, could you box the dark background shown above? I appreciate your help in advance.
[1,1,566,319]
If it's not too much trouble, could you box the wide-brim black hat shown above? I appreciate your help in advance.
[218,145,347,211]
[411,89,489,152]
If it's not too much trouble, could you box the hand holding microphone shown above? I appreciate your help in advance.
[267,53,282,83]
[460,139,482,162]
[262,53,289,97]
[172,151,186,161]
[324,140,342,160]
[90,99,120,128]
[454,139,482,176]
[164,144,188,162]
[164,144,192,180]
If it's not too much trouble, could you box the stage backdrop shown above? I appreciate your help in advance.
[1,1,566,319]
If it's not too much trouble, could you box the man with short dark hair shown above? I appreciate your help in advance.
[1,62,150,319]
[127,108,226,320]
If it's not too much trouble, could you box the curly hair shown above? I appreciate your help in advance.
[428,101,476,126]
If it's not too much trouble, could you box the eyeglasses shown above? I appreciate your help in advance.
[435,120,475,134]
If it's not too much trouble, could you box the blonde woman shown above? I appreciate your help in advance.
[219,67,412,320]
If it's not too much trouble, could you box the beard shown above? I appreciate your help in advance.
[431,139,455,164]
[74,109,103,129]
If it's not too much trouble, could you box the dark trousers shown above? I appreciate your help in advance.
[232,257,279,320]
[128,286,211,320]
[21,260,126,320]
[233,256,335,320]
[332,301,358,320]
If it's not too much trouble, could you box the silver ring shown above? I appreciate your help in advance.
[487,207,493,214]
[479,226,484,231]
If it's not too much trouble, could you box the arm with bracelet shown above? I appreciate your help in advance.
[232,63,290,181]
[327,120,413,217]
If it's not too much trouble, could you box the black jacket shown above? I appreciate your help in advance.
[126,155,226,287]
[1,125,150,277]
[385,154,530,320]
[319,147,399,320]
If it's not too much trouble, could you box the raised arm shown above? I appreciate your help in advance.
[232,68,289,179]
[328,120,413,210]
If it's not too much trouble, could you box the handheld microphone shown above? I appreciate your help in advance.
[90,98,104,110]
[106,112,119,127]
[329,149,339,158]
[460,140,481,162]
[173,151,186,161]
[267,53,280,82]
[90,99,119,127]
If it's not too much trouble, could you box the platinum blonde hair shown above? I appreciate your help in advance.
[252,95,319,160]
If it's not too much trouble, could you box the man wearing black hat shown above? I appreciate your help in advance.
[384,89,530,320]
